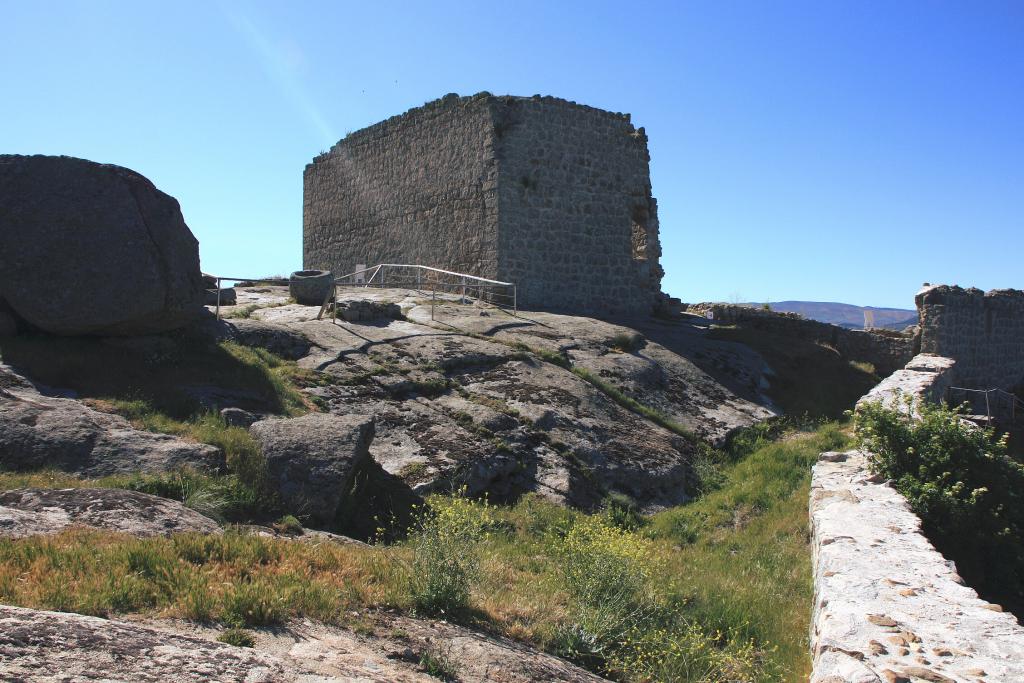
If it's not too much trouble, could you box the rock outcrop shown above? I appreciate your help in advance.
[0,364,222,476]
[0,605,608,682]
[244,290,776,510]
[250,413,375,525]
[0,154,204,335]
[0,488,220,538]
[0,605,289,682]
[196,314,314,360]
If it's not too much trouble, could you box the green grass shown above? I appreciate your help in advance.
[607,332,644,353]
[647,421,850,679]
[0,333,320,520]
[0,468,277,523]
[571,366,697,443]
[217,628,257,647]
[0,334,310,419]
[419,647,460,680]
[0,423,845,680]
[708,326,878,418]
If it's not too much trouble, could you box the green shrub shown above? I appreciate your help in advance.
[419,647,460,680]
[855,398,1024,614]
[607,332,644,353]
[406,492,492,615]
[217,627,257,648]
[273,515,303,536]
[555,515,659,660]
[222,578,288,626]
[603,492,646,532]
[612,622,770,683]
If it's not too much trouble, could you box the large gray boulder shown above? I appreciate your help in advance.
[0,364,223,476]
[0,155,205,335]
[0,488,221,539]
[249,413,374,525]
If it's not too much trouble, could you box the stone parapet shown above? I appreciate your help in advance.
[688,303,918,377]
[810,450,1024,682]
[857,354,957,414]
[810,354,1024,682]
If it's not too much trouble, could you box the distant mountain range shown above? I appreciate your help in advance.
[752,301,918,330]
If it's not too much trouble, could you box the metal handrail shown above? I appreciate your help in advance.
[318,263,517,322]
[946,385,1023,422]
[335,263,514,288]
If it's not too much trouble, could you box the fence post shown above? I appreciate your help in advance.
[513,285,517,316]
[431,283,436,321]
[216,278,222,320]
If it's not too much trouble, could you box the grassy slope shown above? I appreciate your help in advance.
[708,326,877,419]
[0,423,849,681]
[649,422,849,679]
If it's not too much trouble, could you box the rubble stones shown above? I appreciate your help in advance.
[336,298,402,322]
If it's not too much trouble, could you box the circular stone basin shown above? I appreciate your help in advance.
[289,270,333,306]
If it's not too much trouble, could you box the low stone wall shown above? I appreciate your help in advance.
[857,354,957,414]
[687,303,918,377]
[809,354,1024,682]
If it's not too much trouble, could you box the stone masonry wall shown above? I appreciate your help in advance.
[491,96,663,314]
[917,285,1024,391]
[303,93,664,315]
[303,93,500,281]
[809,354,1024,683]
[687,303,918,377]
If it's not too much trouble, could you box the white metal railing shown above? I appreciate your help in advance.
[947,386,1024,423]
[316,264,517,322]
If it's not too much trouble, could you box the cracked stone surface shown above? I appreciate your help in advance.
[0,364,223,477]
[0,487,220,539]
[235,290,777,510]
[0,605,608,682]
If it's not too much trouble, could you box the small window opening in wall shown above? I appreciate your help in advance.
[631,204,648,260]
[985,309,993,337]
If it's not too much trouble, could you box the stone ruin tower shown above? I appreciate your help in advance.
[303,92,664,315]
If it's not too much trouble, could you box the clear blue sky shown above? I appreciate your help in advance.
[3,1,1021,309]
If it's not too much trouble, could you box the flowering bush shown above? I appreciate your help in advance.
[855,397,1024,614]
[613,623,770,683]
[406,491,492,615]
[557,514,660,651]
